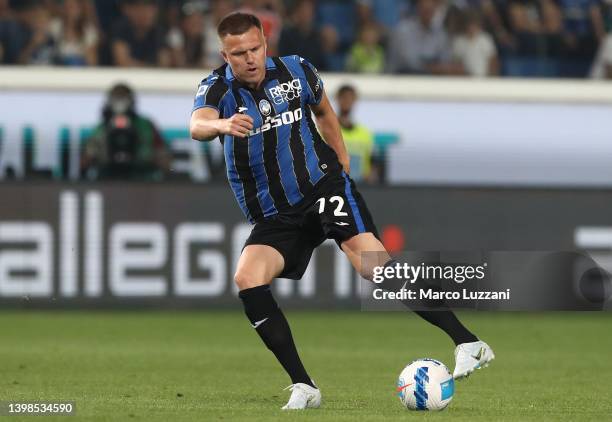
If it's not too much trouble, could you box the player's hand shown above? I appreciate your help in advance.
[219,114,254,138]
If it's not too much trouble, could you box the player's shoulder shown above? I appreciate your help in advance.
[278,54,302,64]
[197,64,227,87]
[277,55,321,81]
[278,54,316,69]
[195,65,230,101]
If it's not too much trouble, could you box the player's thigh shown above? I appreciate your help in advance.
[341,232,390,280]
[315,171,379,241]
[234,244,285,290]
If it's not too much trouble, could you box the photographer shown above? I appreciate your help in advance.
[81,83,170,181]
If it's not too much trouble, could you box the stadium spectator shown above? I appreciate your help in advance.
[316,0,358,70]
[356,0,409,31]
[49,0,98,66]
[158,0,182,31]
[506,0,563,55]
[590,31,612,77]
[278,0,326,70]
[239,0,284,56]
[81,83,170,181]
[386,0,455,74]
[479,0,516,50]
[0,0,15,63]
[452,10,499,76]
[201,0,233,68]
[0,0,9,62]
[346,21,385,73]
[558,0,606,59]
[335,84,378,183]
[439,0,512,44]
[167,1,206,68]
[604,0,612,30]
[0,0,55,65]
[1,0,610,80]
[93,0,121,31]
[110,0,171,67]
[0,0,11,19]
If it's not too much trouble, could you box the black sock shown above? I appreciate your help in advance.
[382,259,478,346]
[412,310,478,345]
[238,285,315,387]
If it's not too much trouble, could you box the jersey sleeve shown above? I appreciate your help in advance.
[297,56,324,106]
[192,74,228,114]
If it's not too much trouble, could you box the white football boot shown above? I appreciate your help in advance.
[281,382,321,410]
[453,340,495,379]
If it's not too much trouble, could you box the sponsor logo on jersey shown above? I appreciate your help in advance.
[247,108,303,137]
[268,78,302,104]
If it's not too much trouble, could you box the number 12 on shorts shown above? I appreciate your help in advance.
[316,196,348,216]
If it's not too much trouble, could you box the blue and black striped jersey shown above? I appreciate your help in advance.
[192,55,342,223]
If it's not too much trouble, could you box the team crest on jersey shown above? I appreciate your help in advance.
[259,99,271,116]
[268,78,302,105]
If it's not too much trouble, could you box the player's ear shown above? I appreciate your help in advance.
[220,49,228,64]
[260,29,268,54]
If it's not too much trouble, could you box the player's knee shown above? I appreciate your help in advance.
[234,270,265,290]
[360,266,376,283]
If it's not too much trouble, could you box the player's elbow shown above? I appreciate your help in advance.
[189,124,201,141]
[190,121,213,142]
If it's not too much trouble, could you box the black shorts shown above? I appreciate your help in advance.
[243,171,379,280]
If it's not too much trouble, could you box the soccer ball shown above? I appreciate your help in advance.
[396,358,454,411]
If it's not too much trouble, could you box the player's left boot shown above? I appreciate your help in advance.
[453,340,495,379]
[281,382,321,410]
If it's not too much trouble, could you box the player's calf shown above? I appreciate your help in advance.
[238,285,316,391]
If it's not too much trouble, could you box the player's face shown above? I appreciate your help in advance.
[221,26,267,88]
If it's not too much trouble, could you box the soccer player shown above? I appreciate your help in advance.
[190,12,494,410]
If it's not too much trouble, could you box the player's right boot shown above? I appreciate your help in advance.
[281,382,321,410]
[453,340,495,379]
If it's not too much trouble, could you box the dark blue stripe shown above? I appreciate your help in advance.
[280,57,325,184]
[300,114,325,184]
[224,137,250,220]
[267,79,303,205]
[414,366,429,411]
[242,90,277,216]
[222,89,251,221]
[342,172,365,233]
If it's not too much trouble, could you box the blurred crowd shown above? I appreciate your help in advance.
[2,0,612,77]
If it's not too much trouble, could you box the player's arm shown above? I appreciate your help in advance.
[311,91,350,174]
[190,107,254,142]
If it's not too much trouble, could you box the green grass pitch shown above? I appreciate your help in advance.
[2,310,612,421]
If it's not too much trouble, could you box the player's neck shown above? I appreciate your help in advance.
[237,76,265,91]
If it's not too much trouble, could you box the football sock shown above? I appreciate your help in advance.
[382,259,478,346]
[238,285,315,388]
[411,310,478,346]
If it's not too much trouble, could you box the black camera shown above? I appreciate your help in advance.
[101,85,139,178]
